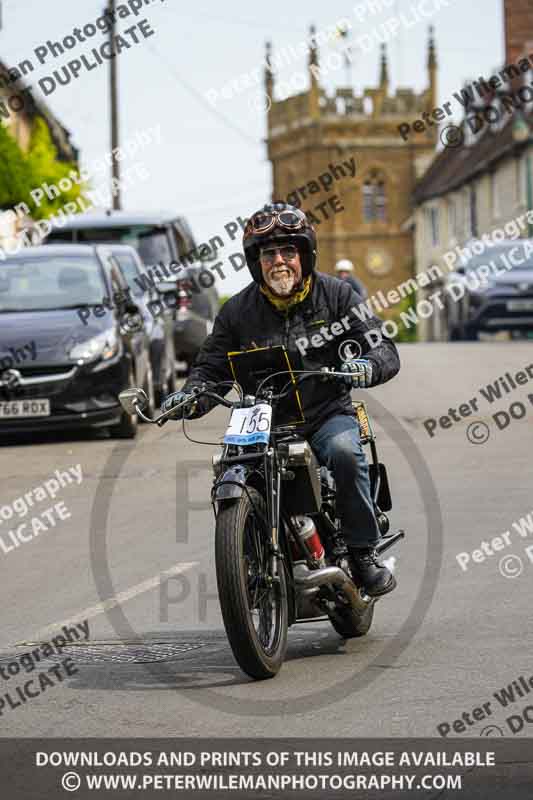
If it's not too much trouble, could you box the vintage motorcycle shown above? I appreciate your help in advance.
[119,364,404,681]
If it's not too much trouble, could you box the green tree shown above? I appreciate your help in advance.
[24,117,88,220]
[390,293,418,343]
[0,122,32,209]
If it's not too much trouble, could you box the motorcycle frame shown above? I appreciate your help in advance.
[118,376,401,633]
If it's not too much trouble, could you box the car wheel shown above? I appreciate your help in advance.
[449,323,477,341]
[113,367,138,439]
[464,324,478,341]
[449,324,462,341]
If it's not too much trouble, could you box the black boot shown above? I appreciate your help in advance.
[348,546,396,597]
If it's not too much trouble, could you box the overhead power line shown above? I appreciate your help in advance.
[144,42,260,147]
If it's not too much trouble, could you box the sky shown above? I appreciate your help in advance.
[0,0,504,294]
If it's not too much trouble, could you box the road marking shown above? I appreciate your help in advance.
[17,562,199,645]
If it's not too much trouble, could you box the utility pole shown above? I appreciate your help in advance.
[108,0,121,209]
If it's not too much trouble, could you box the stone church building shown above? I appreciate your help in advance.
[265,28,439,301]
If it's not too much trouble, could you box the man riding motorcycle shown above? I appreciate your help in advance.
[162,203,401,597]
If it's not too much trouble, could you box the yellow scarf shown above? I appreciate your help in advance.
[260,275,312,312]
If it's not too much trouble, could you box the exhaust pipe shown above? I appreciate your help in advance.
[293,563,371,614]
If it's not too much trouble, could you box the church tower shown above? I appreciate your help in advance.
[265,28,438,301]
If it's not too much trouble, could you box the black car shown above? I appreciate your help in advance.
[165,265,219,371]
[107,244,177,403]
[45,210,219,371]
[45,210,198,269]
[0,244,152,438]
[445,240,533,340]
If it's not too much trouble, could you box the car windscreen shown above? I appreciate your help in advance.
[112,252,144,297]
[47,225,173,267]
[0,256,107,312]
[465,243,533,272]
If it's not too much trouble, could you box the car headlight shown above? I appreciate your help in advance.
[69,330,119,363]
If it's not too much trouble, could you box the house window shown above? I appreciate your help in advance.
[362,171,386,222]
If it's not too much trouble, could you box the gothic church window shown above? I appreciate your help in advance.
[362,171,387,222]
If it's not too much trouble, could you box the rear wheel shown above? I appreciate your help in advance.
[215,489,288,679]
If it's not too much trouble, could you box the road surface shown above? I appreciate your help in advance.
[1,342,532,738]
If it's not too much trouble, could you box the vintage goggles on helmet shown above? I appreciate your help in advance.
[248,208,307,235]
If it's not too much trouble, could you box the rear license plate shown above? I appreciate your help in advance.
[0,399,51,418]
[506,300,533,311]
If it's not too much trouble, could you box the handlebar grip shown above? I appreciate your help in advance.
[200,390,235,409]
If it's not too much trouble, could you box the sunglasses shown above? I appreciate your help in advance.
[248,208,307,235]
[259,245,299,264]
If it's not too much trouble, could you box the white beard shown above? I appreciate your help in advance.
[266,269,297,296]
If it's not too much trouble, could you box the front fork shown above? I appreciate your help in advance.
[264,447,282,580]
[212,447,284,581]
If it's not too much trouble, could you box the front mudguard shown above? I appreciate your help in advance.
[213,465,254,502]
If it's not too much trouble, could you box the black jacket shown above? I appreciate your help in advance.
[183,272,400,436]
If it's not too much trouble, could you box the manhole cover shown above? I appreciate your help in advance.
[1,642,208,665]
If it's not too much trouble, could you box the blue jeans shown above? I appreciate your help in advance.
[309,413,380,549]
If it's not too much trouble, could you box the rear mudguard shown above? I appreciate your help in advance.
[213,465,254,502]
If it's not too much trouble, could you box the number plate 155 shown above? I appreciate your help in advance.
[223,404,272,445]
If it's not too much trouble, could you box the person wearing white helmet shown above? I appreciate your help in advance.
[335,259,368,300]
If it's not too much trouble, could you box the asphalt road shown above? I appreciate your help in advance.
[1,342,532,738]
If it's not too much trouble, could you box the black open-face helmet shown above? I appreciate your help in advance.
[243,202,317,283]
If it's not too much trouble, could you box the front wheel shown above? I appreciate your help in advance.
[215,488,288,679]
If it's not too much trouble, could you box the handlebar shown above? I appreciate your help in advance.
[124,368,350,426]
[151,387,237,427]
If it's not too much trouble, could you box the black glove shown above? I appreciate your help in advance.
[340,359,373,388]
[161,390,197,419]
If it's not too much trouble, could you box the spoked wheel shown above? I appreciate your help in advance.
[215,488,288,679]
